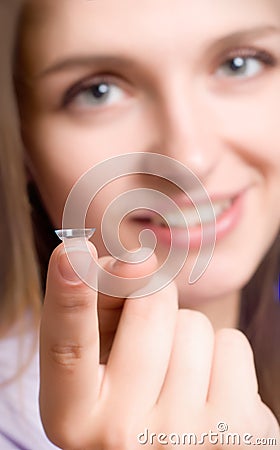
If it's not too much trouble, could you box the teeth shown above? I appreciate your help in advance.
[150,199,232,228]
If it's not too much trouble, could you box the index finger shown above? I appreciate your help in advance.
[40,241,100,447]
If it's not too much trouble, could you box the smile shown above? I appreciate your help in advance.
[129,191,245,249]
[139,199,232,228]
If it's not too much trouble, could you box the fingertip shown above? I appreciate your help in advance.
[50,240,98,264]
[47,240,98,289]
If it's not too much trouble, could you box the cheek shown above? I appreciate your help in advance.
[24,105,157,180]
[27,100,154,158]
[23,105,156,223]
[216,85,280,172]
[23,113,152,227]
[24,121,87,223]
[221,94,280,222]
[215,87,280,231]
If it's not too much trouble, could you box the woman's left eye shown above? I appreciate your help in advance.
[65,81,125,108]
[216,55,266,79]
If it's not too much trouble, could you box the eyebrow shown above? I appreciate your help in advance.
[36,55,135,79]
[36,24,280,79]
[213,24,280,49]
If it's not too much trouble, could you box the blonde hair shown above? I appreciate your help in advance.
[0,0,41,336]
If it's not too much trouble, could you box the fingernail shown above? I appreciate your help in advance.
[58,241,96,284]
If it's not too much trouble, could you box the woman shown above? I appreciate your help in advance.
[5,0,280,448]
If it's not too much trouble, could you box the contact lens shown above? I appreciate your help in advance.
[55,228,96,241]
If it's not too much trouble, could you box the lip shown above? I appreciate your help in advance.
[129,189,246,250]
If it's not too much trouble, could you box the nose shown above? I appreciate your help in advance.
[149,77,222,183]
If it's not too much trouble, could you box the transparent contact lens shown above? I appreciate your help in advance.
[55,228,96,241]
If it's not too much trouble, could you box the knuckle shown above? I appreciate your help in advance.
[99,424,132,450]
[49,343,83,371]
[40,417,74,449]
[216,328,251,353]
[41,411,100,450]
[178,309,213,333]
[216,327,246,344]
[56,288,94,313]
[45,429,88,450]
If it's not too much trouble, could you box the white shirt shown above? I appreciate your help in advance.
[0,317,60,449]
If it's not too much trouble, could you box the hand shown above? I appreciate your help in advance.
[40,242,280,449]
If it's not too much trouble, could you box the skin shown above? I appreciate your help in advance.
[17,0,280,448]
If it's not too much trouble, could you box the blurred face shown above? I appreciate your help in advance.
[18,0,280,307]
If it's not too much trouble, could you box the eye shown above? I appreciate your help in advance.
[64,80,125,109]
[217,56,262,78]
[215,50,275,80]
